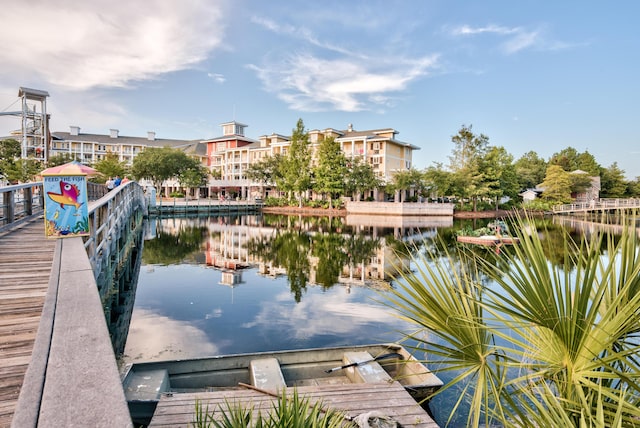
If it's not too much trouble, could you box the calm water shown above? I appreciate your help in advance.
[121,212,631,426]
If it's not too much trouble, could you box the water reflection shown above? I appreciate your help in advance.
[121,212,640,427]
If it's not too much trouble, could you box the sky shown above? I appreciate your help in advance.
[1,0,639,179]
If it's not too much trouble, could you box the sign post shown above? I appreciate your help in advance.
[42,173,90,238]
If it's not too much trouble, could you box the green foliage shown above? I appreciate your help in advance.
[313,136,347,208]
[569,170,594,194]
[448,125,492,211]
[514,151,547,190]
[549,147,601,175]
[387,212,640,427]
[344,157,380,201]
[0,139,41,182]
[600,162,628,198]
[178,162,208,189]
[523,199,555,211]
[279,119,312,207]
[193,390,350,428]
[142,225,205,265]
[2,158,43,183]
[94,153,128,181]
[0,138,21,160]
[46,153,77,168]
[423,162,453,199]
[131,146,199,192]
[540,164,572,203]
[247,154,284,191]
[389,168,424,201]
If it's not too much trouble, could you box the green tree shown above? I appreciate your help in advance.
[94,153,128,183]
[4,159,42,183]
[423,163,453,200]
[246,154,284,199]
[0,138,21,180]
[482,146,518,209]
[549,147,580,171]
[626,176,640,197]
[311,232,346,288]
[540,164,572,203]
[600,162,627,198]
[344,157,379,201]
[568,170,594,195]
[448,125,490,211]
[46,153,77,168]
[388,168,424,202]
[130,147,200,195]
[178,159,208,198]
[279,119,312,207]
[312,136,347,209]
[388,213,640,427]
[514,151,546,190]
[575,150,601,175]
[548,147,601,176]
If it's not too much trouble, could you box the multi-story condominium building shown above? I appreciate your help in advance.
[202,121,419,200]
[50,126,205,166]
[48,120,419,200]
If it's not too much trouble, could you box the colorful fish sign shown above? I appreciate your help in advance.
[43,174,90,238]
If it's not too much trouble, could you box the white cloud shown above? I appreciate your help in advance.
[450,24,520,36]
[243,289,408,341]
[0,0,228,90]
[249,54,437,112]
[123,308,220,362]
[501,30,541,54]
[449,23,572,55]
[207,73,226,84]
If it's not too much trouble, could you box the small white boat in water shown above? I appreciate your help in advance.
[121,343,443,426]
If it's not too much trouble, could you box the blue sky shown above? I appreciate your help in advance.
[1,1,639,178]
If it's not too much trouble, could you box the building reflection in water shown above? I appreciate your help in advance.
[145,213,453,293]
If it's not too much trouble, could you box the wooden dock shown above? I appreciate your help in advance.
[0,218,55,427]
[148,382,439,427]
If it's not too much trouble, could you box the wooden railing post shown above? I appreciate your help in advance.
[24,187,33,216]
[4,190,14,224]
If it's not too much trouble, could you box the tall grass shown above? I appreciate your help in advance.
[192,389,352,428]
[386,212,640,427]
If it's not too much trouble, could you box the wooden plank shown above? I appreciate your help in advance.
[149,382,439,428]
[0,218,55,426]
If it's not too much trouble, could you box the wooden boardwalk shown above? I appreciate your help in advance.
[0,218,54,427]
[149,382,439,427]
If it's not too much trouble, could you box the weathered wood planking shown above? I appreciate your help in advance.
[149,382,439,428]
[0,218,55,427]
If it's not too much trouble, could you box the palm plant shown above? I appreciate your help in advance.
[192,389,350,428]
[386,212,640,427]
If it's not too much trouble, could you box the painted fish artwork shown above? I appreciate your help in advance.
[47,181,82,209]
[43,175,90,238]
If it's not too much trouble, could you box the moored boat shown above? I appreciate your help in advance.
[121,343,443,426]
[456,235,520,245]
[456,219,519,246]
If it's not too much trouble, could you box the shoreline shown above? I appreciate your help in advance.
[262,206,521,219]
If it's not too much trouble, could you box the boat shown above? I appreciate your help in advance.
[121,343,443,426]
[456,220,520,246]
[456,235,520,245]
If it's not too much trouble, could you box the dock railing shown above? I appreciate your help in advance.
[12,182,145,427]
[0,183,44,232]
[0,182,107,233]
[552,198,640,214]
